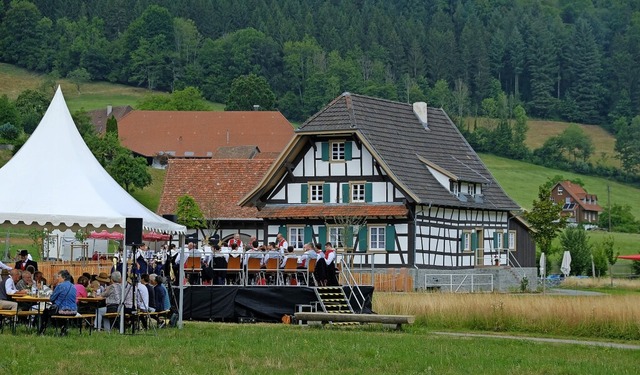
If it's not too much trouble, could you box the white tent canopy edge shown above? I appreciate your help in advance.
[0,86,185,235]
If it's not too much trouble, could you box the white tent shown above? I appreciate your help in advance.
[0,87,185,235]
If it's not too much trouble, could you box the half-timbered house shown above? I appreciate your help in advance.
[240,93,536,289]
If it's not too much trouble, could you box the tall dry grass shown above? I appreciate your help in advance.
[374,292,640,340]
[560,276,640,290]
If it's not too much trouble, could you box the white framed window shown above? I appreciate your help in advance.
[331,141,345,161]
[310,183,323,203]
[557,187,563,195]
[462,232,471,252]
[467,183,477,196]
[351,183,365,202]
[369,226,386,250]
[450,181,459,195]
[508,231,516,251]
[289,227,304,249]
[328,226,344,248]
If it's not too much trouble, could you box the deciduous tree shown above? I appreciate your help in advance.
[524,185,566,254]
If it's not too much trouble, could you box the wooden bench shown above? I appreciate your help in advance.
[294,312,415,330]
[51,314,95,336]
[0,310,41,334]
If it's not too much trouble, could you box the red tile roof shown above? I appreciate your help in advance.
[118,111,294,158]
[255,204,408,219]
[158,158,275,219]
[558,181,603,212]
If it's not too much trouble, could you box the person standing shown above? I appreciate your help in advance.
[276,233,288,256]
[15,250,38,272]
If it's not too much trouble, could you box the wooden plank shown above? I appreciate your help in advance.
[295,312,414,324]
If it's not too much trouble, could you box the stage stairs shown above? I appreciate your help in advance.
[306,258,369,326]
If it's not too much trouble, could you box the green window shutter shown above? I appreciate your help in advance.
[358,226,368,252]
[345,226,353,248]
[342,183,350,203]
[385,225,396,251]
[460,233,466,251]
[301,184,308,203]
[344,141,352,160]
[503,232,509,249]
[304,225,312,244]
[471,232,478,251]
[321,142,329,161]
[365,182,372,203]
[318,226,327,245]
[493,232,499,249]
[323,183,331,203]
[278,225,287,237]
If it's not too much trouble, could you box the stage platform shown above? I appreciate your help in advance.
[174,285,375,322]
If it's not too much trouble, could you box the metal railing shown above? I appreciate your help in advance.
[422,273,494,292]
[337,257,366,313]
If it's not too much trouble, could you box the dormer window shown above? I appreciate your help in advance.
[450,181,459,195]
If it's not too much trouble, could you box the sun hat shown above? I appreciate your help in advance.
[96,272,110,283]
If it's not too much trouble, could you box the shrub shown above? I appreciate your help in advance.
[0,122,19,140]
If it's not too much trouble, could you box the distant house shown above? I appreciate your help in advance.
[86,105,133,134]
[550,181,602,225]
[239,93,537,289]
[118,111,294,168]
[157,158,275,244]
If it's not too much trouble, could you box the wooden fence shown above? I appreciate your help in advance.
[344,268,414,292]
[39,260,115,282]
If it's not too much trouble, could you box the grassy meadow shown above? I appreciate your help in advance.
[373,290,640,341]
[0,320,638,375]
[468,116,619,168]
[0,63,224,112]
[130,167,166,211]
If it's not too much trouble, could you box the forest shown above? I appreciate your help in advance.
[1,0,640,180]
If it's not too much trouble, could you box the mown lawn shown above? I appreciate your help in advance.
[0,322,637,374]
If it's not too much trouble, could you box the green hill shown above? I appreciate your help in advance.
[0,63,224,112]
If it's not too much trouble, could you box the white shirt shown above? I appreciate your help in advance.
[136,283,150,311]
[298,250,318,266]
[5,277,18,295]
[325,250,336,266]
[0,260,11,270]
[277,239,288,256]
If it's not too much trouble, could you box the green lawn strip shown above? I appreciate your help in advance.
[0,323,637,374]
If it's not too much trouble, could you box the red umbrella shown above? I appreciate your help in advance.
[89,230,124,240]
[143,232,170,241]
[617,254,640,261]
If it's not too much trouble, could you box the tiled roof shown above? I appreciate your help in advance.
[296,93,519,210]
[87,106,133,134]
[557,181,602,212]
[118,111,294,158]
[212,145,260,159]
[158,158,275,219]
[256,204,408,219]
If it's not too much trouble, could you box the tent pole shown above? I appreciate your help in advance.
[178,233,185,329]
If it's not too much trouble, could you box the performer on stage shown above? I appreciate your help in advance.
[276,233,288,256]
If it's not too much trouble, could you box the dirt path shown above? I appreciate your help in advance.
[432,331,640,350]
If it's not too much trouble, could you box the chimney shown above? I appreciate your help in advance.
[413,102,428,129]
[107,105,113,116]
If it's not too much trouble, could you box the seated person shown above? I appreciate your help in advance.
[40,270,77,335]
[34,271,48,289]
[298,242,318,269]
[16,270,34,291]
[75,275,89,303]
[95,271,132,332]
[0,269,25,310]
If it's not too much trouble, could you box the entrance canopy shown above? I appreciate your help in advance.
[0,87,185,234]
